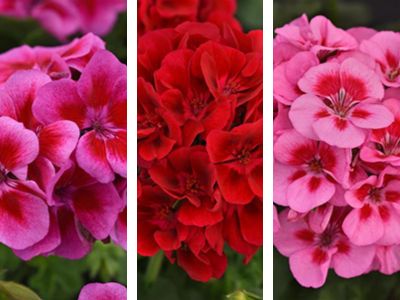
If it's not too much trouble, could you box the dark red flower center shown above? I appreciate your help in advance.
[317,223,340,248]
[189,97,207,115]
[185,176,200,194]
[233,148,251,165]
[140,113,166,130]
[324,88,358,118]
[0,169,6,184]
[223,81,240,96]
[369,187,382,203]
[308,158,323,173]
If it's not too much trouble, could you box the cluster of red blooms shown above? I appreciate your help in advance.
[137,0,263,282]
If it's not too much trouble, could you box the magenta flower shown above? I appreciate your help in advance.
[0,116,50,250]
[274,208,376,288]
[78,282,127,300]
[33,50,127,183]
[289,58,394,148]
[274,129,350,212]
[0,70,80,167]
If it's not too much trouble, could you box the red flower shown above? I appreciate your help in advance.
[149,147,223,226]
[138,185,188,256]
[138,78,182,161]
[138,0,240,35]
[207,119,262,204]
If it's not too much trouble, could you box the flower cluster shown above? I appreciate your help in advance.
[0,0,126,40]
[274,14,400,288]
[0,33,126,261]
[138,0,263,282]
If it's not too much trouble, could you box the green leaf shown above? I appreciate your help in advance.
[0,281,41,300]
[144,251,164,285]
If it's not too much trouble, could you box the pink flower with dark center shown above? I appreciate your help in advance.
[343,167,400,246]
[33,50,127,183]
[360,98,400,165]
[360,31,400,87]
[274,129,350,212]
[290,58,394,148]
[274,208,376,288]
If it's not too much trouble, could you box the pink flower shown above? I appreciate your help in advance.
[360,31,400,87]
[374,245,400,275]
[343,167,400,246]
[360,98,400,165]
[78,282,127,300]
[289,58,394,148]
[33,50,127,183]
[275,14,357,58]
[274,208,376,288]
[347,27,377,43]
[274,129,350,212]
[274,51,318,105]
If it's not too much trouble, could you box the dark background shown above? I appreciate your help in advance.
[274,1,400,299]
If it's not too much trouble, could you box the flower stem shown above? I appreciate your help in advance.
[144,251,164,285]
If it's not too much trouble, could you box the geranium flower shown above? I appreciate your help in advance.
[47,160,122,241]
[149,146,222,227]
[274,51,318,105]
[274,208,376,288]
[360,98,400,165]
[0,70,79,167]
[138,185,188,256]
[343,167,400,246]
[360,31,400,87]
[33,50,127,183]
[192,41,262,106]
[0,116,50,250]
[155,48,234,138]
[289,58,394,148]
[207,119,262,204]
[275,14,358,58]
[274,129,350,212]
[138,77,181,161]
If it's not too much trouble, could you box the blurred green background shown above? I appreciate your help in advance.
[0,11,126,300]
[138,1,263,300]
[274,1,400,299]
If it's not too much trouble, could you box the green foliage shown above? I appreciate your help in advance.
[0,241,126,300]
[0,281,41,300]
